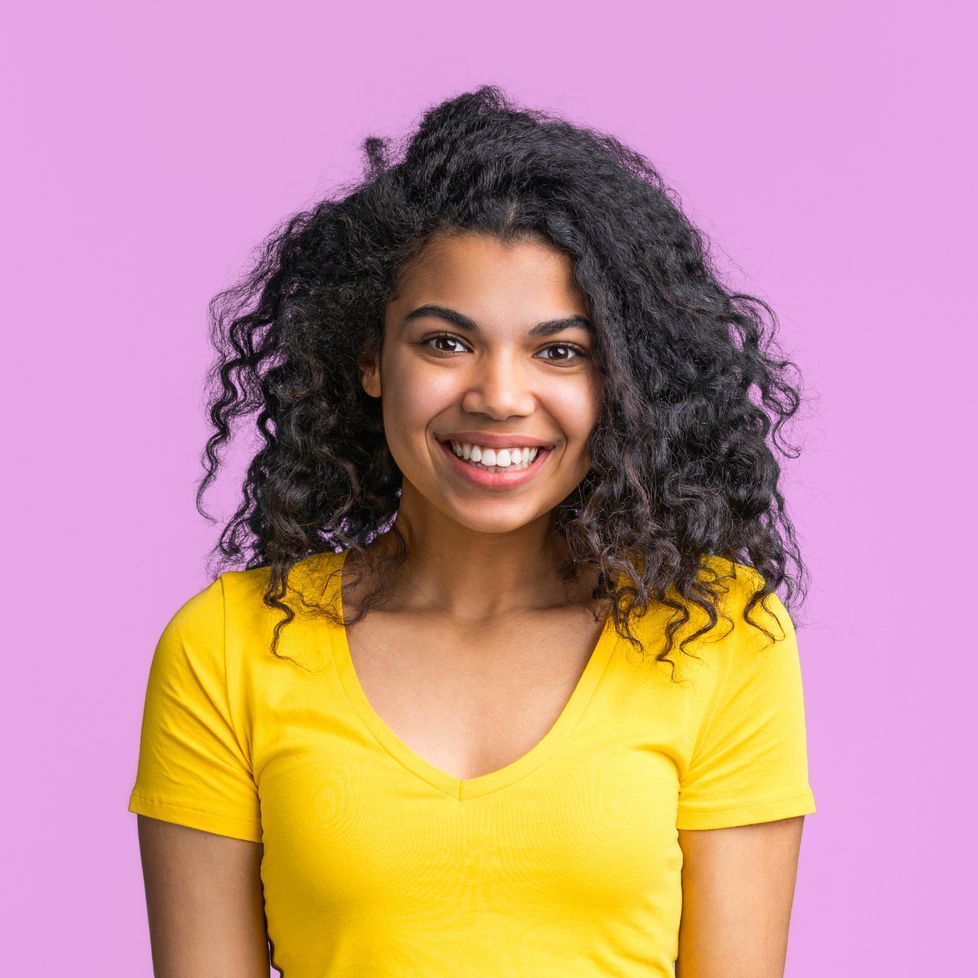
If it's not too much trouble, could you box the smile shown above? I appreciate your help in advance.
[435,436,553,489]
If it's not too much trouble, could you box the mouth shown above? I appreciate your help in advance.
[434,436,554,489]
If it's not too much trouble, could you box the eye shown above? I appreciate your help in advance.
[537,342,588,364]
[420,333,471,355]
[418,334,589,363]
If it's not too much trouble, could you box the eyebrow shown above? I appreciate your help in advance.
[402,304,594,337]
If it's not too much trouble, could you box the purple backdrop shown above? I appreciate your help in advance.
[4,1,974,974]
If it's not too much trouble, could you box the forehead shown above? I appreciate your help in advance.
[390,232,588,318]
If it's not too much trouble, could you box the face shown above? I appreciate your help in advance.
[359,231,602,536]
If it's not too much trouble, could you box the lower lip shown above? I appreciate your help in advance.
[436,439,553,489]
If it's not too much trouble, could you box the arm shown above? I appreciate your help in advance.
[136,815,270,978]
[675,815,806,978]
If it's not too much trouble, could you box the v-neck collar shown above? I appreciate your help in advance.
[326,549,618,802]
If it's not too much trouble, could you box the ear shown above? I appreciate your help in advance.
[358,348,382,399]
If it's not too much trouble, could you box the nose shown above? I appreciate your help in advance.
[460,349,536,420]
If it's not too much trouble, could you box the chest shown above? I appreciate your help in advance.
[343,606,609,782]
[252,621,688,978]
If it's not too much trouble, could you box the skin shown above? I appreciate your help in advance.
[135,817,269,977]
[676,818,806,977]
[356,230,604,617]
[342,230,613,783]
[363,232,807,977]
[135,230,806,976]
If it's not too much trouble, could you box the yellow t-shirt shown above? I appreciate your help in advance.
[128,550,815,978]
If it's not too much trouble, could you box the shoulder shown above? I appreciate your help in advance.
[215,550,346,671]
[623,557,794,689]
[630,556,788,645]
[685,559,803,714]
[218,550,344,617]
[167,553,343,634]
[696,556,792,644]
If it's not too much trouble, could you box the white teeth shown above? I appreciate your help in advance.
[447,441,541,471]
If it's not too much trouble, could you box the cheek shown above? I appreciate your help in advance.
[379,366,452,443]
[550,385,601,446]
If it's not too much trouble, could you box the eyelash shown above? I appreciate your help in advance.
[420,332,589,363]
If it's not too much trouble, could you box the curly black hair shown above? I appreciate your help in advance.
[196,84,812,681]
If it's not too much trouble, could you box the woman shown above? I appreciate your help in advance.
[129,86,816,977]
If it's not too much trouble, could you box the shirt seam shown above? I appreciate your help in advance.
[129,789,263,828]
[677,786,814,815]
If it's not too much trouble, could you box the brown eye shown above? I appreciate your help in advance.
[421,333,469,354]
[538,343,587,363]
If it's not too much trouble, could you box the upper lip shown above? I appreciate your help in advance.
[437,432,556,449]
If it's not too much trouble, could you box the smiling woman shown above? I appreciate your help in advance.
[128,85,816,978]
[358,233,601,519]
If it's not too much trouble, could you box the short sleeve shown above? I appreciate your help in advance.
[127,576,263,842]
[676,587,816,830]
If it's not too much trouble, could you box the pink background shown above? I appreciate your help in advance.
[4,1,974,974]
